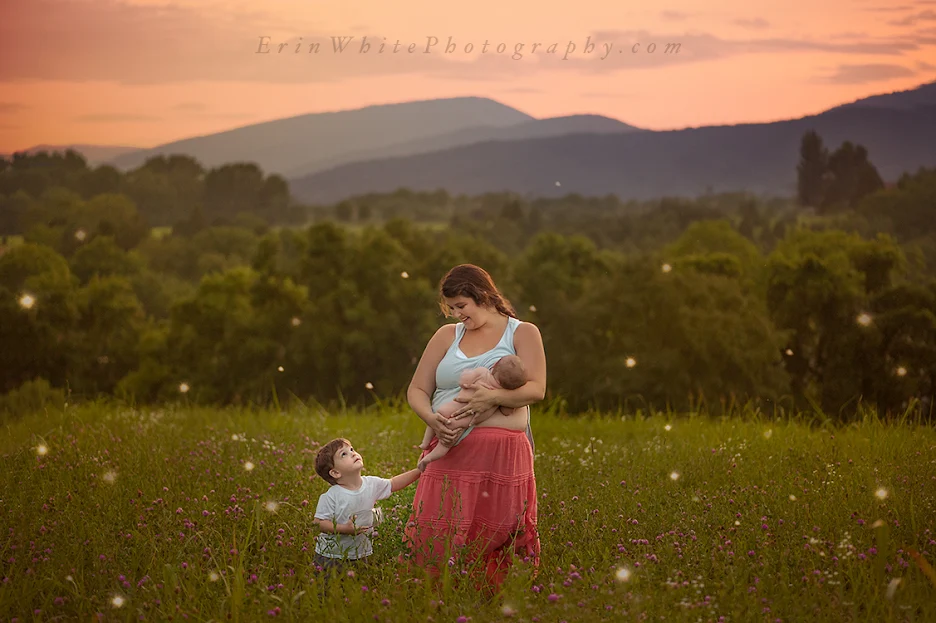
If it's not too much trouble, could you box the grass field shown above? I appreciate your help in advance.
[2,403,935,622]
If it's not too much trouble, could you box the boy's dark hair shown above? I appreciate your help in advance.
[493,355,526,390]
[315,438,351,486]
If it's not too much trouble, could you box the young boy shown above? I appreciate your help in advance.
[417,354,527,472]
[312,438,421,571]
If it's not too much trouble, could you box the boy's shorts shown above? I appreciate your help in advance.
[313,552,369,574]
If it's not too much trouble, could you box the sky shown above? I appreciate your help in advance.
[0,0,935,152]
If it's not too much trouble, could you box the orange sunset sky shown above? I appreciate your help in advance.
[1,0,935,153]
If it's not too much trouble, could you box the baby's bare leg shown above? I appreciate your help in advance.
[447,416,473,430]
[419,425,435,450]
[417,442,450,472]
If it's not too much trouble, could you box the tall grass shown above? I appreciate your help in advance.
[1,402,934,621]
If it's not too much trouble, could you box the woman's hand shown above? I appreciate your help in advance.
[432,413,461,447]
[450,386,499,422]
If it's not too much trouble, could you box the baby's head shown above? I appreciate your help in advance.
[491,355,526,390]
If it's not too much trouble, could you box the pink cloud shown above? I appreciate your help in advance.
[1,0,932,87]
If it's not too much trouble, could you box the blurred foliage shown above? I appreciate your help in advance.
[2,148,936,420]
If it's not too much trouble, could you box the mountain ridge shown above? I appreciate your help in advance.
[106,96,536,176]
[288,102,936,204]
[4,80,935,204]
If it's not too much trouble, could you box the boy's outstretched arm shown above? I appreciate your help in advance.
[390,468,421,492]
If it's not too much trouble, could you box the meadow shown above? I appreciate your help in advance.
[2,402,935,622]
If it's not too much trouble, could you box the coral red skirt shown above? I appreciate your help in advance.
[403,427,540,590]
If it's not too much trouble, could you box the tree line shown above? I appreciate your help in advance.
[0,151,304,232]
[3,135,936,420]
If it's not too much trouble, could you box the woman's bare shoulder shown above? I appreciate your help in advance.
[428,323,457,348]
[514,320,542,341]
[436,323,457,338]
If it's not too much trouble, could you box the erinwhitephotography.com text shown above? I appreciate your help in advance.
[256,35,683,61]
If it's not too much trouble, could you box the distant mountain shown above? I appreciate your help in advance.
[1,144,139,166]
[289,103,936,204]
[108,97,535,176]
[309,114,643,175]
[835,79,936,111]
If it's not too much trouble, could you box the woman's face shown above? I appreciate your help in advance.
[444,295,487,329]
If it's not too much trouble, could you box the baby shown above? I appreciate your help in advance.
[417,354,527,471]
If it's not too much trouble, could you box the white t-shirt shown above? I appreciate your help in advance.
[314,476,392,559]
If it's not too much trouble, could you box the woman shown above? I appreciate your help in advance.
[404,264,546,592]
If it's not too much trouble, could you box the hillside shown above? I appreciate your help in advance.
[289,103,936,203]
[836,79,936,111]
[107,97,535,176]
[309,113,643,175]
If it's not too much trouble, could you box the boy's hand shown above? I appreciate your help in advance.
[339,517,371,535]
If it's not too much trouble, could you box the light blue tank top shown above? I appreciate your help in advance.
[432,316,535,452]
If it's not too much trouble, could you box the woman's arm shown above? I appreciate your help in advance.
[407,324,462,446]
[451,322,547,422]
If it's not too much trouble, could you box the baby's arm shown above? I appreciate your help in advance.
[455,368,496,399]
[446,367,501,427]
[459,367,490,389]
[470,368,502,415]
[452,373,480,418]
[476,368,500,391]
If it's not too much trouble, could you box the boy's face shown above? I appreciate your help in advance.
[329,443,363,482]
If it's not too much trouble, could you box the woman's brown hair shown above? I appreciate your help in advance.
[438,264,517,319]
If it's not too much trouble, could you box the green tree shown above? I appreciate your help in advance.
[71,276,146,395]
[514,233,615,404]
[663,219,765,289]
[334,201,353,222]
[157,266,308,404]
[823,141,884,211]
[203,163,267,220]
[69,236,144,284]
[561,255,789,411]
[0,243,79,392]
[796,130,829,208]
[77,165,122,199]
[79,193,150,250]
[0,190,35,236]
[123,155,205,226]
[865,282,936,414]
[857,168,936,242]
[765,228,905,415]
[258,174,291,220]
